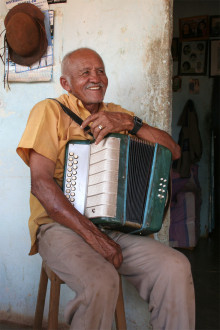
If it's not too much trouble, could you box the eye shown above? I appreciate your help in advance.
[82,71,89,76]
[97,69,105,74]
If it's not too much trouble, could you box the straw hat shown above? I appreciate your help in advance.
[4,3,48,66]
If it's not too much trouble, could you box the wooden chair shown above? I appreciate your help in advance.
[33,261,127,330]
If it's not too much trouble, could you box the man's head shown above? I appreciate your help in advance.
[60,48,108,112]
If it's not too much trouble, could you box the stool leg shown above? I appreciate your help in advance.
[115,276,127,330]
[33,266,48,330]
[48,272,61,330]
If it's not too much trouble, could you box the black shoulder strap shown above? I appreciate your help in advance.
[48,98,93,137]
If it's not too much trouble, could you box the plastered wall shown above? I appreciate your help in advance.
[0,0,173,328]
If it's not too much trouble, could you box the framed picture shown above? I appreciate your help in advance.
[209,40,220,77]
[179,16,209,40]
[171,38,179,61]
[210,16,220,37]
[178,41,208,75]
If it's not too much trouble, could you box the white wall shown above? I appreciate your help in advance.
[0,0,173,328]
[172,0,220,236]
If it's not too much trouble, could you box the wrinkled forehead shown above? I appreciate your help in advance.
[69,51,105,71]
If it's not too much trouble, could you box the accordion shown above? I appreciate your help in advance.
[63,134,172,235]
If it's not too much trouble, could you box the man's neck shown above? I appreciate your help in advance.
[82,102,100,114]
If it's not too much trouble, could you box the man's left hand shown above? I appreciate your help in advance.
[81,111,133,144]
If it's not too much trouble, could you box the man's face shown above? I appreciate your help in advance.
[63,50,108,110]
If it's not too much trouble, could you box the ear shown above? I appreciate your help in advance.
[60,76,71,92]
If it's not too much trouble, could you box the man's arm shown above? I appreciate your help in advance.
[29,149,123,269]
[81,111,181,160]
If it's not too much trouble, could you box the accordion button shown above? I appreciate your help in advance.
[157,194,161,198]
[68,168,72,172]
[66,184,71,188]
[69,152,74,156]
[72,181,76,186]
[73,160,78,164]
[71,187,76,191]
[74,155,78,159]
[65,194,70,199]
[67,173,71,177]
[159,183,163,186]
[163,179,167,182]
[67,178,71,182]
[69,157,73,161]
[72,170,77,175]
[72,176,76,180]
[70,198,75,202]
[66,189,70,193]
[158,189,162,192]
[73,165,78,170]
[163,185,166,187]
[68,162,73,166]
[70,192,75,196]
[160,178,164,181]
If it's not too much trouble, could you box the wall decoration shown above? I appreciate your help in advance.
[178,41,208,76]
[171,38,179,61]
[179,16,209,41]
[209,39,220,77]
[209,16,220,38]
[172,76,182,92]
[189,78,200,94]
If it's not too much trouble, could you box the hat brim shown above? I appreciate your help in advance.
[5,3,45,27]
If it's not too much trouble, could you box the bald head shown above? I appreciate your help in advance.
[60,48,108,113]
[61,48,105,77]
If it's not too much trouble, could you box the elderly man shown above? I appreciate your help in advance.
[17,48,195,330]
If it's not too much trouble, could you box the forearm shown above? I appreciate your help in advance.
[31,176,104,240]
[136,123,181,160]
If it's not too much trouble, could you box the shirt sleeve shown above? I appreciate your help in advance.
[16,100,60,167]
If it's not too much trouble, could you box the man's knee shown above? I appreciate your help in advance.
[89,262,120,297]
[159,249,192,282]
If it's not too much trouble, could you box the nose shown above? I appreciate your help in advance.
[89,70,100,83]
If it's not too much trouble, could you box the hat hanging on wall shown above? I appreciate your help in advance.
[4,3,48,66]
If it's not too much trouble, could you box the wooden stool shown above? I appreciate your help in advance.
[34,261,127,330]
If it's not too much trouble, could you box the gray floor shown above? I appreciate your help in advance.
[0,228,219,330]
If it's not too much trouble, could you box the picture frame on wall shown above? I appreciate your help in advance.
[179,15,209,41]
[209,39,220,77]
[178,41,208,75]
[209,16,220,38]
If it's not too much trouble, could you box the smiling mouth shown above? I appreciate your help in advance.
[87,86,101,90]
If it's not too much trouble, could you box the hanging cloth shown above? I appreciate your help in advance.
[175,99,202,178]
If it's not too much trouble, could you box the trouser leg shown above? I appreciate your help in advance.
[37,223,119,330]
[108,231,195,330]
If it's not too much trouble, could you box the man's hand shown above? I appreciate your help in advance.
[81,111,181,160]
[81,111,134,144]
[85,229,123,269]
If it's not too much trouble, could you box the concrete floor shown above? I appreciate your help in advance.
[0,227,219,330]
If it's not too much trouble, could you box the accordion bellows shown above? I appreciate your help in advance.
[63,134,172,235]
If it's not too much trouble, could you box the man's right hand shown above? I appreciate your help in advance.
[84,228,123,269]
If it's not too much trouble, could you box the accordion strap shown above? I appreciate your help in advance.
[48,98,93,137]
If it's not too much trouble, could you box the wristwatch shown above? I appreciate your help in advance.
[128,116,143,135]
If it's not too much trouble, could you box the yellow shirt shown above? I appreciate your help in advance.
[16,93,134,255]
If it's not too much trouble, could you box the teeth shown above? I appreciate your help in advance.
[88,87,100,90]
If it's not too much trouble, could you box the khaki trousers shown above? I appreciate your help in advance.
[37,223,195,330]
